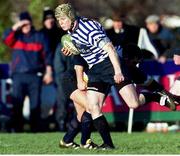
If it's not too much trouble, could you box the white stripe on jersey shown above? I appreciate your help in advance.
[84,21,94,31]
[70,17,110,68]
[76,29,87,41]
[79,23,89,34]
[88,20,98,29]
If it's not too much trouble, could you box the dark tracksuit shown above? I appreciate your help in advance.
[2,27,52,132]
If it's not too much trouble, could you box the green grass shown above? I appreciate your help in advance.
[0,132,180,154]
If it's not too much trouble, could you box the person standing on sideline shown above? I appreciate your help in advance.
[2,11,53,132]
[39,7,66,131]
[40,7,66,56]
[145,14,175,62]
[106,13,158,59]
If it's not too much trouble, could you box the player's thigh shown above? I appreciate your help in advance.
[119,84,139,109]
[86,90,105,119]
[73,102,85,121]
[70,89,87,108]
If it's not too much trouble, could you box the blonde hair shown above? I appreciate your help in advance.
[55,3,76,22]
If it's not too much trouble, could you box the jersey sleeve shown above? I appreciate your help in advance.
[87,24,110,48]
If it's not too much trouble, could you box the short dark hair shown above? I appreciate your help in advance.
[111,12,126,22]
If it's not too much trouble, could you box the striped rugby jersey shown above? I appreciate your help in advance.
[69,17,110,68]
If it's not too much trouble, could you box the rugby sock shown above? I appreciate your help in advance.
[81,111,93,145]
[142,92,161,103]
[63,116,80,143]
[146,80,164,92]
[93,115,114,147]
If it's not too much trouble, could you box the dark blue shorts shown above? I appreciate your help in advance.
[61,76,77,98]
[87,57,132,94]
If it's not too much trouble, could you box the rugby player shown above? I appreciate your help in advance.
[54,44,98,149]
[55,3,141,149]
[121,43,179,110]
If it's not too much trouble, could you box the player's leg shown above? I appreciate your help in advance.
[138,91,176,111]
[59,79,81,149]
[141,79,177,110]
[70,89,98,149]
[70,89,87,109]
[60,89,97,149]
[128,66,177,110]
[86,83,114,149]
[118,83,139,109]
[59,113,80,149]
[116,80,176,110]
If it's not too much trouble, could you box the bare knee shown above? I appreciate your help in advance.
[119,84,140,109]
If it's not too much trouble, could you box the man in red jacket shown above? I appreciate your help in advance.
[2,11,53,132]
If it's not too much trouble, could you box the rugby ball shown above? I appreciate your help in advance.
[61,34,80,55]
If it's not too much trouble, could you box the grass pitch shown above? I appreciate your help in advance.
[0,132,180,154]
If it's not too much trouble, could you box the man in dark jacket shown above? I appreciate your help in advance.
[40,7,66,56]
[2,11,53,132]
[39,7,66,131]
[145,14,175,61]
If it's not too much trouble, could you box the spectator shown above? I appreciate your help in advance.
[40,7,66,56]
[106,13,158,59]
[2,11,53,132]
[39,7,65,131]
[145,14,175,62]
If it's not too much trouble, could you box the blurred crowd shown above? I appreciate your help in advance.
[0,6,180,133]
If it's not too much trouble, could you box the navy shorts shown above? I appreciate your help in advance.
[87,57,132,94]
[61,75,77,99]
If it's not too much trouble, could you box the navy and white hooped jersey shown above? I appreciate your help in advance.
[69,17,110,68]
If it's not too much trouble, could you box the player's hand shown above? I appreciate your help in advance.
[12,20,31,31]
[61,47,72,56]
[77,80,87,91]
[114,73,125,84]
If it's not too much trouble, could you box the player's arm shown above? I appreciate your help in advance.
[87,26,124,83]
[103,42,125,83]
[73,55,87,90]
[74,65,87,90]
